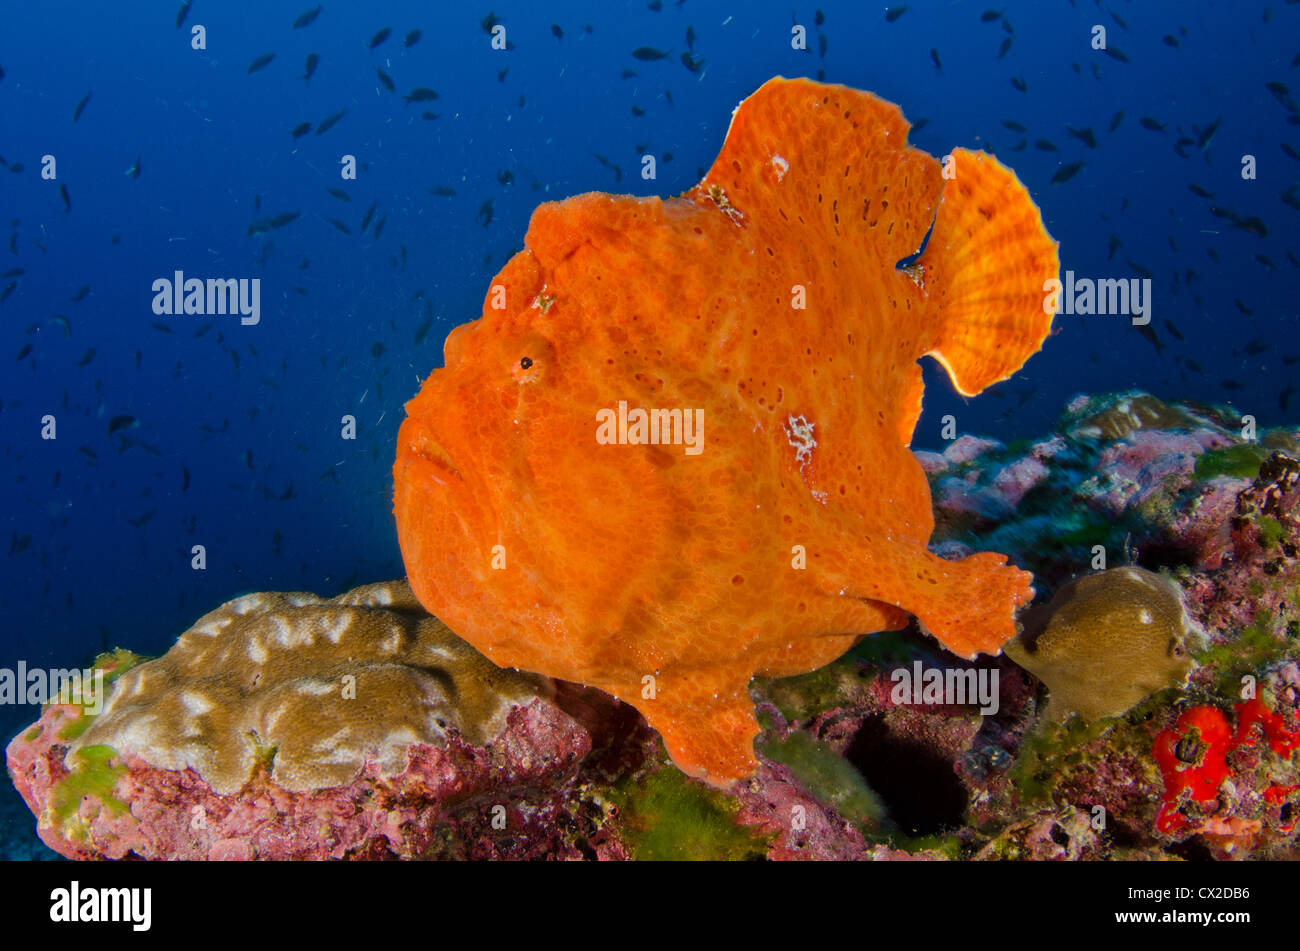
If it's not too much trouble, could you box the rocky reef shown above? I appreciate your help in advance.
[7,391,1299,860]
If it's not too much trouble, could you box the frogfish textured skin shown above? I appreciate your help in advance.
[393,77,1060,786]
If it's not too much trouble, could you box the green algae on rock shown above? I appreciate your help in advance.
[67,580,549,795]
[606,766,771,860]
[1004,567,1203,721]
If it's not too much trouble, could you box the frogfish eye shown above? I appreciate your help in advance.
[520,357,533,369]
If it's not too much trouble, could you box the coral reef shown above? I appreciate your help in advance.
[7,391,1299,860]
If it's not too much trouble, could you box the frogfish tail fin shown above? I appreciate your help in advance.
[917,148,1059,397]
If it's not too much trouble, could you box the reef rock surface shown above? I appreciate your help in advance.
[7,392,1299,860]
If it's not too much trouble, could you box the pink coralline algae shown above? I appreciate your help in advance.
[8,691,595,860]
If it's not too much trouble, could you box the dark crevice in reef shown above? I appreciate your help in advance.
[844,715,968,836]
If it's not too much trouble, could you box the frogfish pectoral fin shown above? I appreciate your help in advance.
[608,671,761,787]
[823,541,1034,661]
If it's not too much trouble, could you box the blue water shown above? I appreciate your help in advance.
[0,0,1296,853]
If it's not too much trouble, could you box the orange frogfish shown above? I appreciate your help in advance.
[393,77,1059,787]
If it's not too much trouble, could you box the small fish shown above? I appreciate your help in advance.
[1163,34,1179,48]
[1035,139,1058,152]
[1010,75,1027,92]
[293,5,321,29]
[1139,117,1166,132]
[269,211,300,229]
[369,27,392,49]
[73,91,92,122]
[326,187,350,202]
[403,86,438,103]
[360,201,377,232]
[1195,116,1222,152]
[997,36,1013,59]
[479,198,494,227]
[315,108,346,135]
[1136,323,1162,354]
[327,218,352,234]
[59,184,71,212]
[930,48,942,70]
[1163,320,1184,343]
[681,52,704,73]
[551,24,563,41]
[50,314,70,336]
[70,284,91,302]
[1001,119,1026,133]
[421,111,440,121]
[1107,234,1122,261]
[247,53,276,74]
[631,47,670,61]
[1238,337,1268,356]
[15,343,31,361]
[291,121,312,138]
[2,267,24,278]
[1188,183,1214,198]
[497,169,514,186]
[303,53,319,80]
[182,465,191,491]
[375,68,395,92]
[1102,46,1129,64]
[405,29,422,47]
[151,321,173,333]
[884,5,908,22]
[176,0,192,29]
[686,25,696,50]
[1221,379,1244,391]
[1281,384,1296,413]
[980,9,1003,22]
[414,315,433,345]
[1235,299,1254,316]
[592,152,623,182]
[429,186,456,197]
[125,156,141,179]
[481,11,502,34]
[108,415,139,436]
[911,118,928,133]
[1108,109,1125,132]
[127,509,156,528]
[631,105,646,117]
[76,348,95,367]
[1282,143,1300,161]
[1051,161,1084,184]
[1066,126,1097,149]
